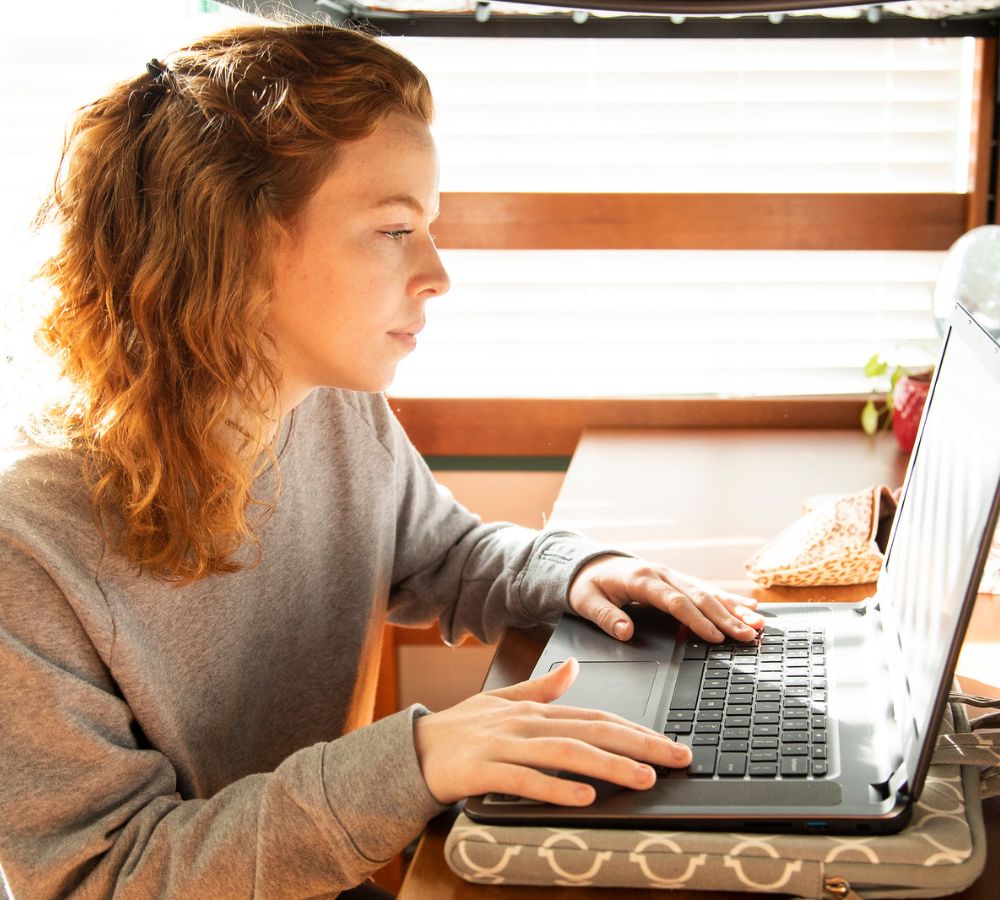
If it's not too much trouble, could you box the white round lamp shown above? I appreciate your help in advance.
[933,225,1000,337]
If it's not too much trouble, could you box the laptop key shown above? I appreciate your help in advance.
[751,737,778,749]
[812,745,828,759]
[781,743,809,756]
[752,725,779,736]
[695,721,721,733]
[693,734,719,745]
[721,740,749,753]
[782,720,808,731]
[812,761,829,776]
[667,722,692,735]
[749,763,778,777]
[697,709,723,721]
[750,749,778,762]
[667,709,695,722]
[670,661,704,710]
[717,754,747,776]
[780,757,810,777]
[811,730,827,743]
[688,747,717,776]
[683,641,708,660]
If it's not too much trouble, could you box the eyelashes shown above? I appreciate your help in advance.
[381,229,437,244]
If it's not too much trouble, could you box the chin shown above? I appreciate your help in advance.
[351,370,397,395]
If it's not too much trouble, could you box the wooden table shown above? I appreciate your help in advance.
[399,429,1000,900]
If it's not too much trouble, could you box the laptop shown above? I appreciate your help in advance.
[465,303,1000,836]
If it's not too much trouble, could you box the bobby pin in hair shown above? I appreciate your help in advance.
[146,58,170,84]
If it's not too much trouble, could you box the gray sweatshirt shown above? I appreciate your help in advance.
[0,388,611,899]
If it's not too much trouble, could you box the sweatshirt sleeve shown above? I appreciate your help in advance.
[0,543,444,899]
[375,395,627,645]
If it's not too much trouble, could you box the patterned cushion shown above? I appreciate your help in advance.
[445,703,991,898]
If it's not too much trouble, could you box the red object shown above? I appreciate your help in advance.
[891,370,933,455]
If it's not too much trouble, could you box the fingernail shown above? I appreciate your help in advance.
[576,786,594,803]
[614,621,629,639]
[674,744,692,762]
[636,765,655,784]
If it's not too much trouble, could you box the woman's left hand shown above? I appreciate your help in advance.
[567,554,765,643]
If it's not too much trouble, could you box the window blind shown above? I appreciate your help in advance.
[387,36,975,193]
[393,249,944,397]
[381,35,971,397]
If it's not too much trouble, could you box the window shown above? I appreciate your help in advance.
[383,34,976,397]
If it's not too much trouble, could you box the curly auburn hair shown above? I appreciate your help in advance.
[33,24,433,582]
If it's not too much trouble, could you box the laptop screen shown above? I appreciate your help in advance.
[879,308,1000,795]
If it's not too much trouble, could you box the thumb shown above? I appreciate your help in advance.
[489,656,579,703]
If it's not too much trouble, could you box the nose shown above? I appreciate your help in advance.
[413,237,450,300]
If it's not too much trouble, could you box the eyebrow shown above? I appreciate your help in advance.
[371,194,440,221]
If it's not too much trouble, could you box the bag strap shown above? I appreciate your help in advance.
[935,693,1000,799]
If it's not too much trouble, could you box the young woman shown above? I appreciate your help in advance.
[0,23,763,898]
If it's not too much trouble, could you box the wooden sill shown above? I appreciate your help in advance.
[434,193,967,251]
[388,395,869,457]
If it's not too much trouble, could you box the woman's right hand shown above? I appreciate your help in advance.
[412,657,692,806]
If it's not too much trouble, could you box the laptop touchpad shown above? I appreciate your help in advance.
[548,660,658,724]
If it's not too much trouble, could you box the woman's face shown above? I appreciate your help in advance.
[266,112,450,409]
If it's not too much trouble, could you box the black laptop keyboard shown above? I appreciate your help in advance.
[662,625,829,779]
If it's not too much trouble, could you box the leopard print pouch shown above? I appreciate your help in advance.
[744,485,899,587]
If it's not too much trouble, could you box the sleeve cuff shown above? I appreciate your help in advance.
[320,705,447,865]
[517,531,633,623]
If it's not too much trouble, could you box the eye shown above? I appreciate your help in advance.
[381,229,414,241]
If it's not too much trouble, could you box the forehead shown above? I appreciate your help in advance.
[313,113,439,208]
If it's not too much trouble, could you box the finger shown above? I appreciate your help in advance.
[661,580,759,642]
[719,596,766,630]
[506,736,661,792]
[489,656,579,703]
[575,594,633,641]
[481,761,597,807]
[514,717,692,769]
[666,592,745,643]
[513,702,667,739]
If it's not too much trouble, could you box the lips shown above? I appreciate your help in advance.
[388,322,424,338]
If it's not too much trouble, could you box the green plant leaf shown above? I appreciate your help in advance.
[864,354,888,379]
[889,365,906,390]
[861,399,881,435]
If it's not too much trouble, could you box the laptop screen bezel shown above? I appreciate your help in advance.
[881,304,1000,802]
